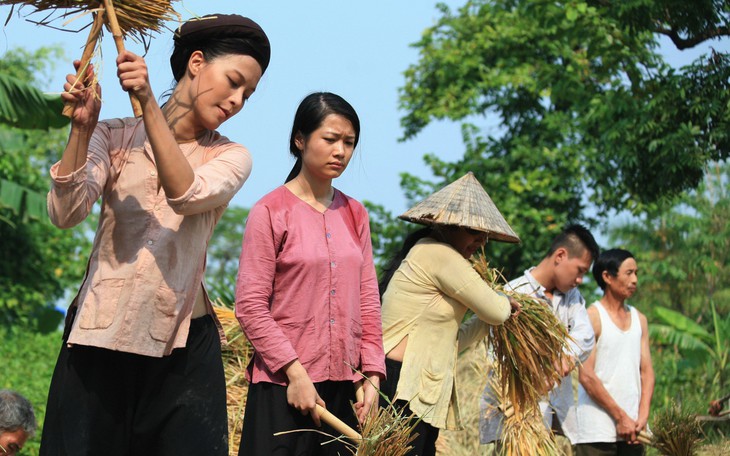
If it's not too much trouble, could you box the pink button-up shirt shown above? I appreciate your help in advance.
[235,186,385,385]
[47,117,252,357]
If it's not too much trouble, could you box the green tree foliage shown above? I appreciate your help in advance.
[381,0,729,275]
[205,205,249,306]
[0,47,90,331]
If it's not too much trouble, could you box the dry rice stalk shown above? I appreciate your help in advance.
[472,255,573,418]
[353,397,420,456]
[650,402,703,456]
[213,304,254,456]
[485,375,559,456]
[1,0,180,42]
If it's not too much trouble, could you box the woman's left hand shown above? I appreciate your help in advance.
[116,50,153,105]
[354,374,381,424]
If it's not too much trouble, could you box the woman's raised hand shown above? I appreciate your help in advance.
[62,60,101,128]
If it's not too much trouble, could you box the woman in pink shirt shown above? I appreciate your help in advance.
[41,14,270,456]
[235,92,385,455]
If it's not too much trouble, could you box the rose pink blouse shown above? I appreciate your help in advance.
[235,186,385,385]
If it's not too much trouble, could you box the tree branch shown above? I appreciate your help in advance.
[656,26,730,50]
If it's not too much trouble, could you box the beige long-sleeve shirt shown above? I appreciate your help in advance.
[48,117,252,357]
[381,237,510,429]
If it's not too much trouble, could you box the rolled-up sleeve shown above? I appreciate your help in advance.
[167,145,252,216]
[47,124,111,228]
[235,203,298,375]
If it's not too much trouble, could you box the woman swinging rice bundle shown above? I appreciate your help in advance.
[472,257,574,455]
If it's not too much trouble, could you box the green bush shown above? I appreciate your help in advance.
[0,326,61,456]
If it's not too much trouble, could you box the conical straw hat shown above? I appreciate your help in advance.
[399,172,520,243]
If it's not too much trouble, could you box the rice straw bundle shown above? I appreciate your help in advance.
[350,397,419,456]
[472,255,573,418]
[1,0,178,40]
[484,374,560,456]
[1,0,180,116]
[213,304,254,455]
[649,402,703,456]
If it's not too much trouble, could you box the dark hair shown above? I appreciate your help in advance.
[592,248,635,291]
[378,227,432,297]
[285,92,361,183]
[0,390,37,436]
[546,223,600,263]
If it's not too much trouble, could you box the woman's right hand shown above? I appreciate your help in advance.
[284,360,325,426]
[62,60,101,129]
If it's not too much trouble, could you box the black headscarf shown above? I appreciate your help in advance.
[169,14,271,81]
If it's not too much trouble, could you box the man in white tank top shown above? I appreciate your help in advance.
[575,249,655,456]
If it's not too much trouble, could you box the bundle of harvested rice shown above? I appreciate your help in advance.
[1,0,180,116]
[472,255,573,418]
[1,0,178,40]
[484,374,560,456]
[352,397,419,456]
[213,304,254,456]
[648,402,703,456]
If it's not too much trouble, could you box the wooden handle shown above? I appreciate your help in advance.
[637,430,653,446]
[62,9,105,117]
[315,404,362,441]
[101,0,142,117]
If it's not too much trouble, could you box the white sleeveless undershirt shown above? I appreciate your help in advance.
[575,301,642,443]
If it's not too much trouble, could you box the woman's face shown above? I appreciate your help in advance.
[188,53,263,131]
[440,227,488,259]
[296,114,356,182]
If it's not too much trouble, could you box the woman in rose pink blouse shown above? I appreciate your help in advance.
[235,92,385,456]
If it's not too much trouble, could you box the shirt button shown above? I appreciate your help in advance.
[147,240,154,245]
[330,318,335,325]
[154,205,160,211]
[150,170,157,177]
[326,233,332,239]
[330,261,336,268]
[330,289,336,296]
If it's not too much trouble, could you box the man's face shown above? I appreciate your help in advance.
[554,248,592,294]
[0,428,29,456]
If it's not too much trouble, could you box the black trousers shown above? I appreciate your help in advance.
[379,358,440,456]
[239,380,358,456]
[40,315,228,456]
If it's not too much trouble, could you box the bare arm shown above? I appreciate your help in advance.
[116,50,195,198]
[58,61,101,176]
[636,311,654,433]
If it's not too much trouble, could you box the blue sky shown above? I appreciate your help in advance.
[0,0,467,216]
[1,0,727,218]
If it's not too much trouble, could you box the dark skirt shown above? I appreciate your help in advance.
[40,315,228,456]
[239,380,358,456]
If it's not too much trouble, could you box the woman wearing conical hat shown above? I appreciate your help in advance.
[379,172,520,456]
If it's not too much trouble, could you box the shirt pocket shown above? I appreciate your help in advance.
[148,285,184,342]
[78,278,125,330]
[418,367,445,405]
[281,315,321,366]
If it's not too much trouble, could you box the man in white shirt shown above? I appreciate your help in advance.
[574,249,654,456]
[480,224,599,449]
